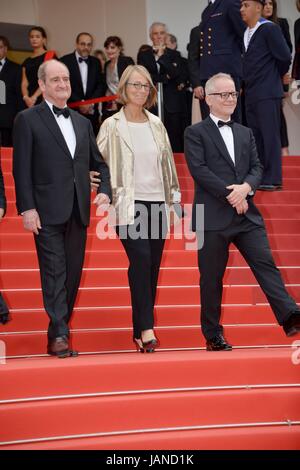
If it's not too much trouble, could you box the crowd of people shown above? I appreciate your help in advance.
[0,0,300,357]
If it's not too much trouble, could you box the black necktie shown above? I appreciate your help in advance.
[53,105,70,118]
[78,57,88,63]
[0,61,3,67]
[218,120,234,128]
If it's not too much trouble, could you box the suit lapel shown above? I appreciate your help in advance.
[72,52,85,96]
[86,57,93,97]
[37,101,73,159]
[205,117,235,169]
[232,124,242,167]
[69,109,81,157]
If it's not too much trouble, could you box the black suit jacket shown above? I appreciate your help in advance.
[184,117,264,232]
[0,59,22,129]
[60,52,106,104]
[242,22,291,104]
[13,101,111,226]
[137,47,186,113]
[104,55,134,84]
[188,0,245,87]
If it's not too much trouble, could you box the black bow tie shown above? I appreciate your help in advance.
[53,105,70,118]
[78,57,88,63]
[218,120,234,128]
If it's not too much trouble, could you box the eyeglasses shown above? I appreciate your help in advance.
[127,82,151,91]
[208,92,240,100]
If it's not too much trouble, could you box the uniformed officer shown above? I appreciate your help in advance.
[188,0,245,121]
[241,0,291,190]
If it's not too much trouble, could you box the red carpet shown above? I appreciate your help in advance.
[0,147,299,449]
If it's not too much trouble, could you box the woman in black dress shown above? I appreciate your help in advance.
[263,0,292,156]
[21,27,48,108]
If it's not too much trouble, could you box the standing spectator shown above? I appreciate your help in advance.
[0,160,9,324]
[21,27,55,108]
[263,0,292,156]
[241,0,291,191]
[0,36,22,147]
[138,22,187,152]
[292,0,300,84]
[102,36,134,122]
[188,0,245,122]
[97,65,181,352]
[61,32,106,135]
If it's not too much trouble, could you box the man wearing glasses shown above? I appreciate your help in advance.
[184,73,300,351]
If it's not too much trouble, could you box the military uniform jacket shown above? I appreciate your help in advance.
[188,0,245,87]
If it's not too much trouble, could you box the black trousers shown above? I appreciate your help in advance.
[280,103,289,148]
[34,196,87,340]
[197,214,298,340]
[245,98,282,185]
[199,77,242,123]
[116,201,167,339]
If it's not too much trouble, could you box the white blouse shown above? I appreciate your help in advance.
[128,121,165,201]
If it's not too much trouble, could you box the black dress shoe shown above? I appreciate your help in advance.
[283,312,300,337]
[47,335,78,358]
[206,334,232,351]
[0,313,9,325]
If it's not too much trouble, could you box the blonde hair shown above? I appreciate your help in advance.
[117,65,157,109]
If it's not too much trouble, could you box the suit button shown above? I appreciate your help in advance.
[200,38,203,42]
[208,36,211,39]
[208,43,211,47]
[208,51,211,55]
[200,31,204,35]
[200,46,203,50]
[200,53,203,56]
[208,28,212,31]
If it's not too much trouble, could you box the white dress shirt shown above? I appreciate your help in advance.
[75,50,88,95]
[210,113,235,164]
[45,100,76,158]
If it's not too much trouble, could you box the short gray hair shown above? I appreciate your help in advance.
[38,59,69,82]
[149,22,167,35]
[205,73,235,95]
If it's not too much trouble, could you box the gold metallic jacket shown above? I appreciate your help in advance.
[97,108,181,225]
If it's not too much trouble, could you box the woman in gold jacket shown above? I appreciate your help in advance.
[96,64,181,352]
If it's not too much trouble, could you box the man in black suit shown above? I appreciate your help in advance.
[188,0,245,121]
[61,32,106,135]
[184,73,300,351]
[137,22,187,152]
[13,60,111,357]
[0,36,22,147]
